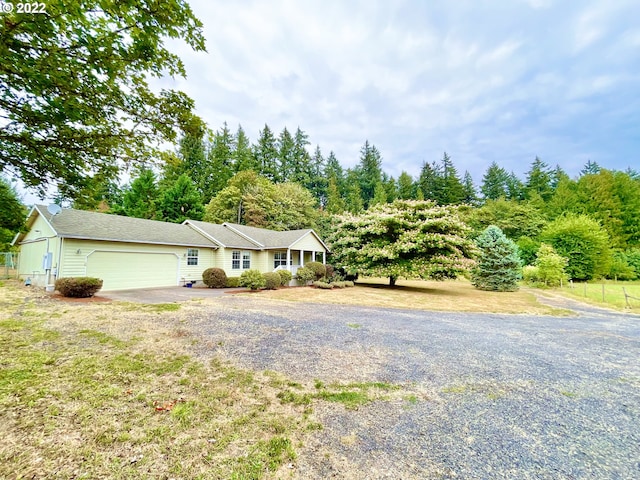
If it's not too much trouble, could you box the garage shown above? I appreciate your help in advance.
[86,251,179,291]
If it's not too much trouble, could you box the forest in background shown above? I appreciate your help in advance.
[3,121,640,281]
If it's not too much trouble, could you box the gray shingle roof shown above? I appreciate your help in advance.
[34,206,217,248]
[224,223,315,248]
[184,221,259,249]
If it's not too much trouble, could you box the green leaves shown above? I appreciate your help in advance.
[1,0,206,197]
[328,200,476,285]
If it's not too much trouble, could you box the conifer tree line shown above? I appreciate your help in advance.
[14,121,638,280]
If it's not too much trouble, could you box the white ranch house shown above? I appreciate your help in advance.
[13,205,329,291]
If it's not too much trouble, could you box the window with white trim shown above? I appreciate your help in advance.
[274,251,288,269]
[232,250,240,269]
[187,249,199,266]
[242,251,251,269]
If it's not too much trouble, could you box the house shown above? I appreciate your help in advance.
[12,205,329,291]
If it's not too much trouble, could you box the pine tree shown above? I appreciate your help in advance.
[462,171,478,204]
[207,122,235,200]
[308,145,327,206]
[291,127,312,186]
[580,160,601,175]
[471,225,522,292]
[177,132,207,200]
[418,161,443,202]
[156,174,205,223]
[345,169,364,213]
[277,127,295,182]
[233,125,256,173]
[525,156,552,202]
[122,168,159,219]
[357,140,383,208]
[253,124,279,181]
[480,162,509,200]
[397,171,415,200]
[439,152,465,204]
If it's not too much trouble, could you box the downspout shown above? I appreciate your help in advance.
[56,237,64,281]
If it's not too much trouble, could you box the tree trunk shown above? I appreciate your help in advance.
[389,276,397,286]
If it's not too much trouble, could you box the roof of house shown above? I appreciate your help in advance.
[17,206,218,248]
[14,206,329,251]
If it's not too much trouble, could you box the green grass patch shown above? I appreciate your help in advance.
[347,323,362,329]
[116,301,181,313]
[557,281,640,311]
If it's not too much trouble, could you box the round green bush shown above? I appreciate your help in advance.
[240,269,266,290]
[263,272,281,290]
[225,277,241,288]
[277,269,293,286]
[305,261,326,280]
[55,277,103,298]
[295,267,315,285]
[202,267,227,288]
[313,281,333,289]
[325,264,335,281]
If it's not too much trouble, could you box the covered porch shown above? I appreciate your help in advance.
[272,249,326,275]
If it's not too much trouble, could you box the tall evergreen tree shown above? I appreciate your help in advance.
[122,168,159,219]
[480,162,509,201]
[506,172,525,201]
[156,174,204,223]
[291,127,313,187]
[233,125,256,173]
[397,171,415,200]
[207,122,235,200]
[418,161,443,202]
[324,151,344,191]
[176,132,208,200]
[345,169,364,213]
[581,160,601,175]
[0,177,26,251]
[462,171,478,204]
[357,140,383,208]
[439,152,465,204]
[525,156,553,202]
[253,124,279,181]
[308,145,327,206]
[277,127,295,182]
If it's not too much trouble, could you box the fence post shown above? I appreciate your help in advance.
[623,287,630,309]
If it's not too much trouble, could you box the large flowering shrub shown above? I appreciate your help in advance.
[327,200,476,285]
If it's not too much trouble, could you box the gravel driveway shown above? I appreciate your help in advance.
[183,295,640,479]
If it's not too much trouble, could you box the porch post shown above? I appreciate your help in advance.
[322,251,326,265]
[287,248,291,272]
[300,250,304,266]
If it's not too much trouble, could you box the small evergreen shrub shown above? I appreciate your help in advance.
[313,281,333,289]
[55,277,103,298]
[331,281,347,289]
[277,269,293,286]
[225,277,241,288]
[296,267,315,285]
[263,272,281,290]
[202,267,227,288]
[344,280,355,287]
[471,225,522,292]
[239,269,266,290]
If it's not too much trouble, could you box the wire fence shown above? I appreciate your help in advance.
[563,280,640,310]
[0,252,19,279]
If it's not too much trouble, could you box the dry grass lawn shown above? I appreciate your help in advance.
[256,278,570,315]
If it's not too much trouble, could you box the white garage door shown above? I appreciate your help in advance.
[86,251,179,291]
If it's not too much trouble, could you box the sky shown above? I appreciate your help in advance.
[158,0,640,183]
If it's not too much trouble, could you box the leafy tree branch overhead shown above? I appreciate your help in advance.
[0,0,206,198]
